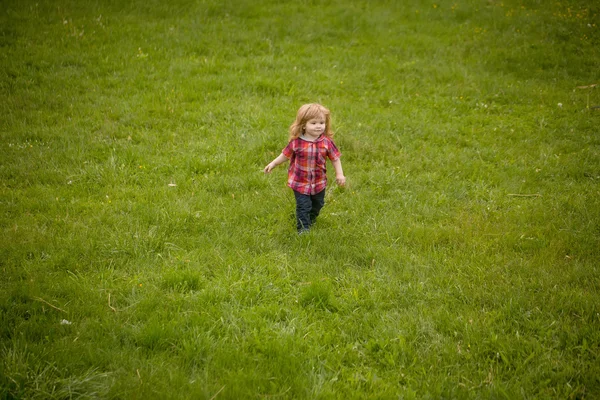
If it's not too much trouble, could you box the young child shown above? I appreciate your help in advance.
[264,103,346,234]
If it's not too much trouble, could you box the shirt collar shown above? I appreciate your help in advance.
[300,134,324,143]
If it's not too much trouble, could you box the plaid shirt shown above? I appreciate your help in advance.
[282,135,341,195]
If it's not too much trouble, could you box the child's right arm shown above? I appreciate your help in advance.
[264,153,288,173]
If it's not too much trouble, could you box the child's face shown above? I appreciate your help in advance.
[303,114,326,139]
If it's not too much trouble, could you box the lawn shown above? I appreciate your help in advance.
[1,0,599,398]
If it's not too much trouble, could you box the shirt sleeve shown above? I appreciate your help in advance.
[326,138,341,161]
[282,140,295,158]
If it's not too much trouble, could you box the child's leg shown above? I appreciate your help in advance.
[293,190,312,232]
[309,189,326,224]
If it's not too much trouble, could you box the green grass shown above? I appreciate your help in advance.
[1,0,599,398]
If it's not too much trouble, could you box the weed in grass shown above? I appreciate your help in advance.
[300,280,338,313]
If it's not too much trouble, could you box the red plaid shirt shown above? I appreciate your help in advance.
[282,135,341,195]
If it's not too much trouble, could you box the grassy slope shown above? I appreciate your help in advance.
[1,0,599,398]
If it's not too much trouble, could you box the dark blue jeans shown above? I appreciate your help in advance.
[293,189,326,232]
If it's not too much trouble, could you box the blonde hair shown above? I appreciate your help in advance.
[288,103,333,141]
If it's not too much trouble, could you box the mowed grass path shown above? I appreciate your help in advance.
[1,0,599,398]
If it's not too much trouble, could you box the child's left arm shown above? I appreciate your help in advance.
[332,158,346,186]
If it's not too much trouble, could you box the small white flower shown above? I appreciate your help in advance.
[558,103,563,108]
[60,319,72,325]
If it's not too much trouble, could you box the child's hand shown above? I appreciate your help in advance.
[264,153,287,174]
[336,175,346,186]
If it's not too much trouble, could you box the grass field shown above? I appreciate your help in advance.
[1,0,599,398]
